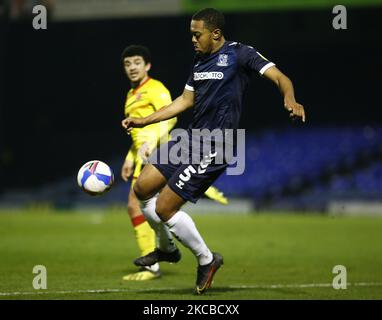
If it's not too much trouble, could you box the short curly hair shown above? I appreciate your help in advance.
[121,45,151,64]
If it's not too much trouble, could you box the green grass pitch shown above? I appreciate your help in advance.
[0,209,381,300]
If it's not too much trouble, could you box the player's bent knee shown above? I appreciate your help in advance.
[133,181,150,201]
[155,200,177,222]
[134,165,167,201]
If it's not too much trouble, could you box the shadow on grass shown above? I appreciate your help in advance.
[120,269,180,277]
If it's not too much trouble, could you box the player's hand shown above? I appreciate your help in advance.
[121,117,146,134]
[284,100,306,123]
[121,159,134,182]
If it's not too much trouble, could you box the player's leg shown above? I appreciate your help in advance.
[132,163,181,263]
[135,181,223,295]
[134,185,202,267]
[138,195,178,254]
[157,185,223,295]
[122,185,160,281]
[133,163,167,200]
[127,185,156,258]
[155,186,215,264]
[160,160,226,294]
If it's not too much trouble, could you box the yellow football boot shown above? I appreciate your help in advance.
[122,267,161,281]
[204,186,228,205]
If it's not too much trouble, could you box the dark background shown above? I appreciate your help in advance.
[1,7,381,191]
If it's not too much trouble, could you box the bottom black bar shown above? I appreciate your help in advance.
[1,300,381,319]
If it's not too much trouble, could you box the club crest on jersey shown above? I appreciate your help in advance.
[217,54,228,67]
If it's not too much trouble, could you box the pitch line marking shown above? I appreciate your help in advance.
[229,282,382,289]
[1,282,382,297]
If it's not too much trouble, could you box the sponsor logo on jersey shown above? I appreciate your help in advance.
[194,72,224,81]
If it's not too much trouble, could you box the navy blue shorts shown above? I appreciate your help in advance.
[149,139,228,203]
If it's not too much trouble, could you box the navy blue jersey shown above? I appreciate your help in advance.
[186,41,275,130]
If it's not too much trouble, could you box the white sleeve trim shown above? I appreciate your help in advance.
[259,62,275,75]
[185,84,194,91]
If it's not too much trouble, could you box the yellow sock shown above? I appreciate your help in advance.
[132,215,156,257]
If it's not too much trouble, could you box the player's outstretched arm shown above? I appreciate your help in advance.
[122,89,194,133]
[263,66,306,123]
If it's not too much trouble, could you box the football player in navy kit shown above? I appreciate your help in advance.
[122,8,306,294]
